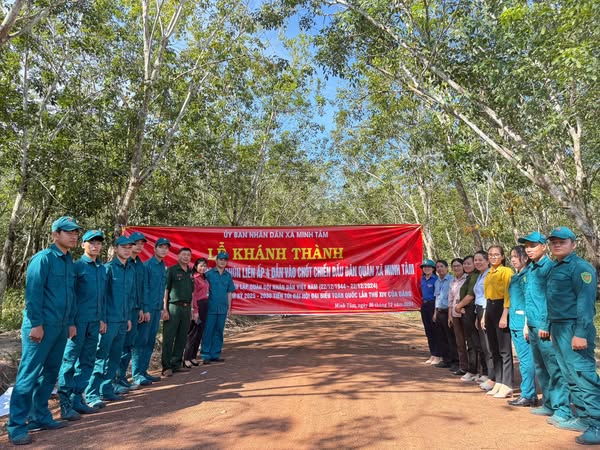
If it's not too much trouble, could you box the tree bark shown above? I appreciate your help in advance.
[453,174,484,251]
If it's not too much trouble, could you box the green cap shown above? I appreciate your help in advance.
[82,229,105,242]
[420,259,435,268]
[548,226,576,241]
[518,231,546,244]
[217,251,229,260]
[129,231,147,242]
[52,216,82,232]
[114,235,134,246]
[155,237,171,247]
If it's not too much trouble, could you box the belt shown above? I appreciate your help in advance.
[487,298,503,302]
[172,302,190,308]
[436,308,448,312]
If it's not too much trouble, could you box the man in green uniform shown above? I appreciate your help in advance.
[161,247,194,376]
[58,229,107,420]
[546,226,600,445]
[518,231,572,424]
[200,251,236,364]
[7,216,81,446]
[132,237,170,385]
[85,236,134,407]
[115,231,147,391]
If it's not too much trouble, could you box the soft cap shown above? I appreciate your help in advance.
[155,237,171,247]
[420,259,435,269]
[114,235,134,246]
[52,216,82,232]
[517,231,547,244]
[548,226,576,241]
[129,231,147,242]
[82,229,105,242]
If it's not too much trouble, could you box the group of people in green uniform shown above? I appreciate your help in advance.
[419,226,600,446]
[6,216,236,446]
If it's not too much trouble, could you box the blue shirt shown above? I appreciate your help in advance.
[24,243,76,327]
[420,274,438,303]
[73,255,106,323]
[104,258,135,323]
[546,252,597,338]
[508,268,528,331]
[474,269,489,307]
[524,254,552,330]
[434,274,454,308]
[144,256,167,311]
[130,256,147,311]
[205,268,236,315]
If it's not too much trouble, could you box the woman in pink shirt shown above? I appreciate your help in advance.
[448,258,469,376]
[183,258,209,367]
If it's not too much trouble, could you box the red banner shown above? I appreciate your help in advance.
[123,225,423,315]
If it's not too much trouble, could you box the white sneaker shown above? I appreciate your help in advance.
[476,375,489,383]
[424,357,433,364]
[461,372,477,382]
[486,382,501,395]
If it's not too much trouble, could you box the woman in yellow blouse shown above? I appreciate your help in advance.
[482,245,514,398]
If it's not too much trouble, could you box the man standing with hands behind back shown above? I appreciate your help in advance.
[7,216,82,446]
[201,251,236,365]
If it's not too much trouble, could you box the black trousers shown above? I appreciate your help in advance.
[484,300,514,387]
[435,308,457,364]
[183,299,209,361]
[420,301,440,356]
[460,304,479,374]
[476,305,493,378]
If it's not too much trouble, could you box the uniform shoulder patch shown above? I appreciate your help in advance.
[581,272,593,284]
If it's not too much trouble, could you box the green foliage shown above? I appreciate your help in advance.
[0,289,24,331]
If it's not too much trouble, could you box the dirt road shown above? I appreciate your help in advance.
[0,315,582,449]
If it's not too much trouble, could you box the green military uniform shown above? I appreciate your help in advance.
[162,263,194,372]
[546,226,600,445]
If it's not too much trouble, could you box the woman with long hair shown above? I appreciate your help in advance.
[473,251,494,391]
[507,245,537,407]
[183,258,209,368]
[453,255,480,382]
[482,245,514,398]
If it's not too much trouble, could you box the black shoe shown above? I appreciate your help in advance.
[28,419,68,432]
[190,359,200,366]
[452,369,467,376]
[202,360,211,365]
[210,358,225,363]
[434,362,451,368]
[508,396,538,407]
[183,361,193,369]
